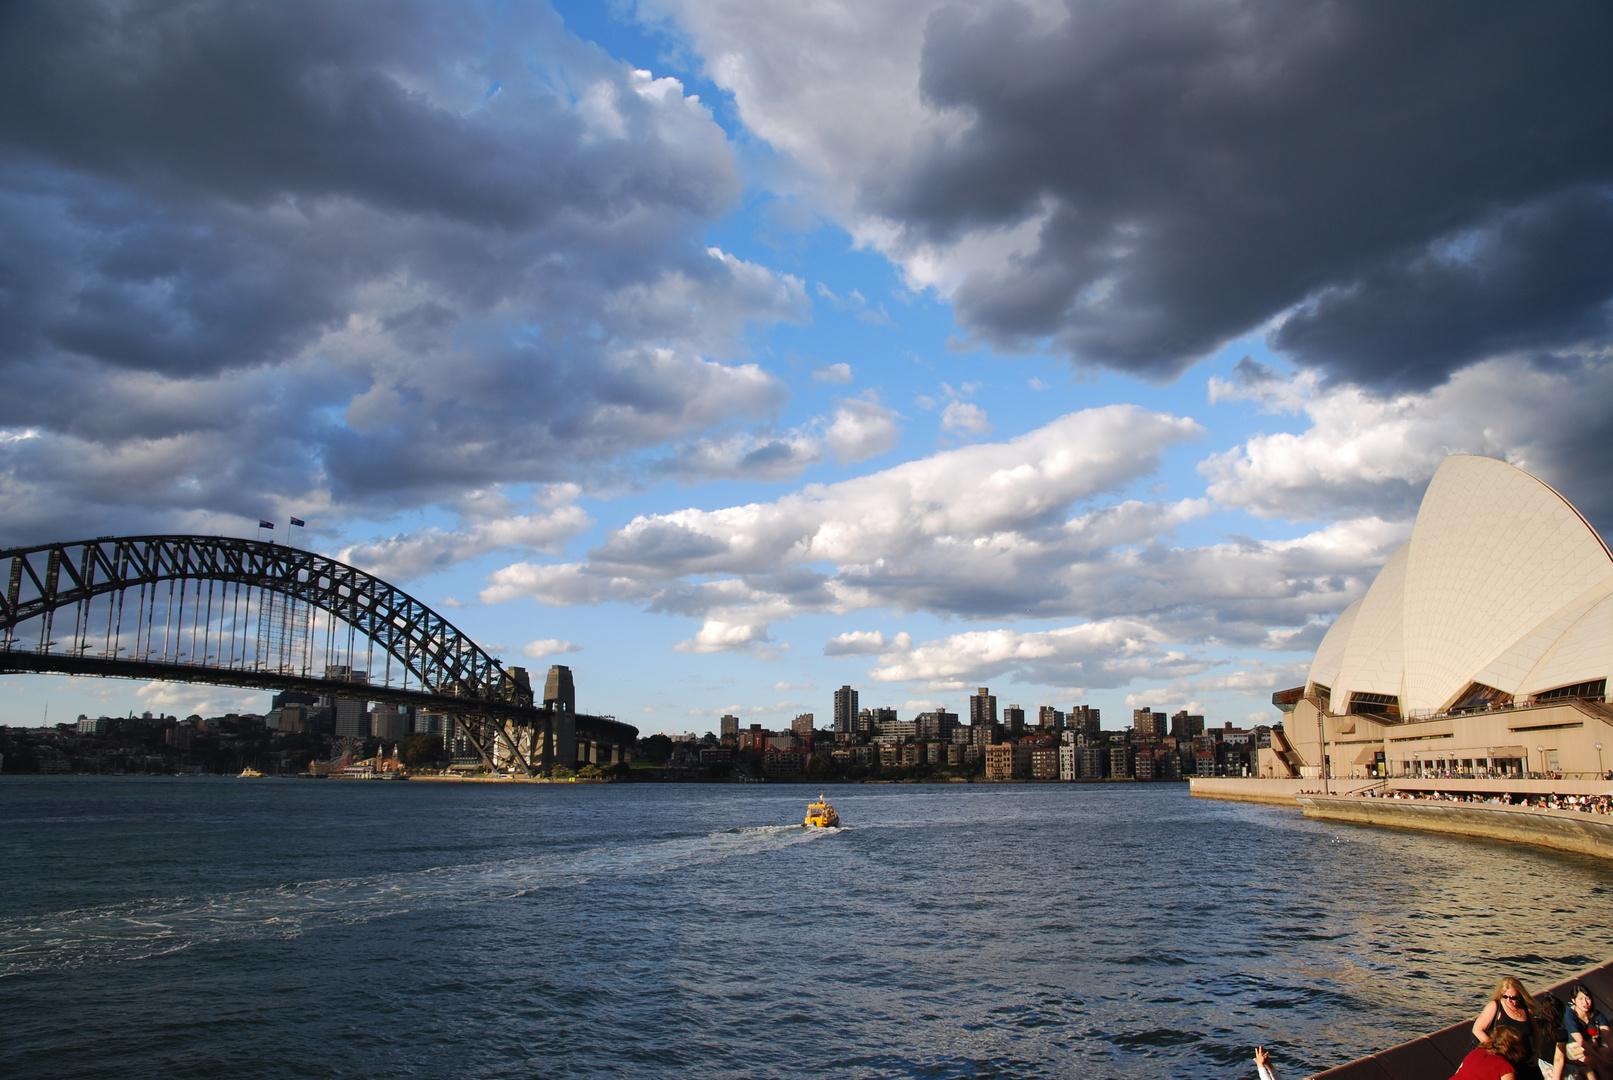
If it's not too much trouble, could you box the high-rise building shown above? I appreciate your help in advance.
[278,705,309,733]
[1132,708,1166,738]
[969,687,998,727]
[1003,705,1025,734]
[1037,705,1064,729]
[543,665,575,712]
[370,705,411,741]
[1170,710,1205,740]
[333,698,369,738]
[833,686,859,734]
[720,714,740,740]
[321,666,368,739]
[792,713,815,737]
[1070,704,1100,734]
[914,710,959,741]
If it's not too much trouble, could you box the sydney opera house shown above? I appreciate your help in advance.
[1269,455,1613,781]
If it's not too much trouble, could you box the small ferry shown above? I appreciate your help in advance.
[804,794,840,829]
[238,766,263,778]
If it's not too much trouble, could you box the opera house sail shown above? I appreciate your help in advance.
[1269,455,1613,782]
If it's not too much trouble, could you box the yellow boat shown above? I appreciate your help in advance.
[804,793,840,828]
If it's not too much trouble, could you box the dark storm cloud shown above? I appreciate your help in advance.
[0,0,804,544]
[0,3,722,230]
[1272,188,1613,386]
[891,0,1613,385]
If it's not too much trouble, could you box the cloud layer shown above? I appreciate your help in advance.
[658,0,1613,385]
[480,404,1409,685]
[0,1,806,545]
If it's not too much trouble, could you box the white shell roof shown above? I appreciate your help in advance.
[1469,580,1613,696]
[1307,598,1362,694]
[1306,455,1613,716]
[1330,542,1409,712]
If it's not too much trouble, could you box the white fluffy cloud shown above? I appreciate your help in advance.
[825,399,900,462]
[339,504,593,582]
[867,619,1202,692]
[656,427,824,482]
[583,405,1199,578]
[1202,355,1613,530]
[824,629,911,656]
[483,405,1376,663]
[522,639,583,659]
[940,400,991,436]
[1122,661,1311,711]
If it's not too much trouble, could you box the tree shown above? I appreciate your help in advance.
[640,733,673,764]
[398,733,443,768]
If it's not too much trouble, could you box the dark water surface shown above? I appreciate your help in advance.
[3,778,1610,1079]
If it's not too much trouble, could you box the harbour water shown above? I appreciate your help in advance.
[3,778,1610,1079]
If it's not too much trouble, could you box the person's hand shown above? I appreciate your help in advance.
[1255,1046,1270,1069]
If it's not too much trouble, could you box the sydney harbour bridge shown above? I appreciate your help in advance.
[0,534,637,774]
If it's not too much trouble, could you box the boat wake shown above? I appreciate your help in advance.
[0,822,830,977]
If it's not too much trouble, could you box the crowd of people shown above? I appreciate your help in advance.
[1349,789,1613,814]
[1251,977,1609,1080]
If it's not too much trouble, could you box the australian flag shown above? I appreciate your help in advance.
[290,517,305,527]
[258,519,275,529]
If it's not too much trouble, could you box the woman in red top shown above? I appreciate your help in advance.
[1452,1027,1530,1080]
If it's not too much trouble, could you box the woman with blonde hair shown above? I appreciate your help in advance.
[1473,977,1552,1080]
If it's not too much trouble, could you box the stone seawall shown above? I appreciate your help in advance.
[1296,795,1613,860]
[1188,777,1312,805]
[1308,954,1613,1080]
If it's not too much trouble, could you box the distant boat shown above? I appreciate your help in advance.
[804,794,840,828]
[238,767,263,778]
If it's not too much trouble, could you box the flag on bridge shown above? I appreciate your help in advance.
[290,517,305,527]
[258,519,275,529]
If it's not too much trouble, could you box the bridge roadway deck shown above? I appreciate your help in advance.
[0,650,638,747]
[1,650,527,717]
[1305,954,1613,1080]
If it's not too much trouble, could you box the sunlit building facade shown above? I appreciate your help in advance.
[1271,456,1613,780]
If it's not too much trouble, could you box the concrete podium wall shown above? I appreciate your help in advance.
[1296,796,1613,861]
[1188,777,1312,804]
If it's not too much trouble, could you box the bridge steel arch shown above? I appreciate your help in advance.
[0,535,637,774]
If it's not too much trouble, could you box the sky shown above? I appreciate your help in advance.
[3,0,1613,733]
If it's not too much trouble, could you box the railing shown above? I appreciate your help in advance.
[1301,693,1611,725]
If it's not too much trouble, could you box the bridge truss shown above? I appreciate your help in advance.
[0,535,635,774]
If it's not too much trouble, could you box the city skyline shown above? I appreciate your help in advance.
[5,3,1613,734]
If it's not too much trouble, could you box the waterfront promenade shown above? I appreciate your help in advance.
[1192,776,1613,805]
[1193,776,1613,859]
